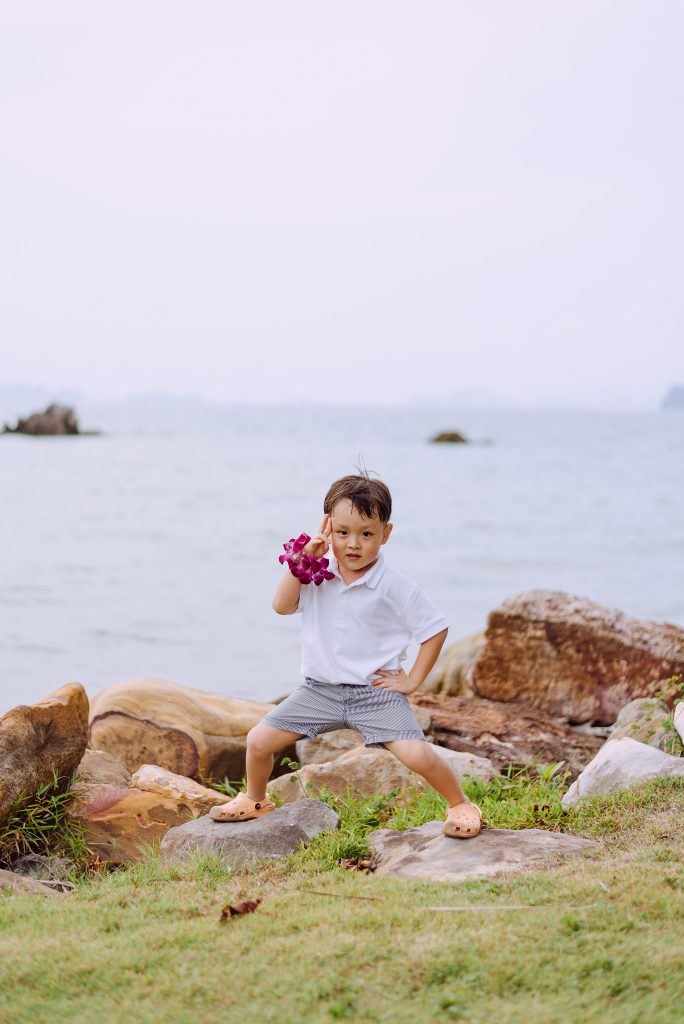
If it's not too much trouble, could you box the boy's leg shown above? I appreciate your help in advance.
[384,739,467,806]
[245,722,304,801]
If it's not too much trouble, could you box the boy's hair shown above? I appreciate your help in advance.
[323,475,392,523]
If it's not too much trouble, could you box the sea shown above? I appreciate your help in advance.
[1,399,682,716]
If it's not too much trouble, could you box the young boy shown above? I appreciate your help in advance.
[210,474,482,838]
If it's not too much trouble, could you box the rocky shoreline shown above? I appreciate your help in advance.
[1,588,682,895]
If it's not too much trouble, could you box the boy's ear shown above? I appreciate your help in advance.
[382,522,393,544]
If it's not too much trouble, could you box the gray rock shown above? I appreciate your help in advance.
[0,868,65,898]
[370,822,596,882]
[11,853,76,881]
[160,799,339,867]
[562,736,684,808]
[608,698,672,750]
[674,704,684,746]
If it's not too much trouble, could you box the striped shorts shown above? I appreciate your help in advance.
[260,677,425,748]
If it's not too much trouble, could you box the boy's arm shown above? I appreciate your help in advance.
[272,569,303,615]
[407,628,449,691]
[272,514,333,615]
[372,627,448,695]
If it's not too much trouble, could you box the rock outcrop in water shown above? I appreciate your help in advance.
[2,403,100,436]
[430,430,469,443]
[662,385,684,410]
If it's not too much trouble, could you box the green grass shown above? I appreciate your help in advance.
[0,771,91,873]
[1,774,683,1023]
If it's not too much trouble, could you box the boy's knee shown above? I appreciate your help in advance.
[387,739,431,771]
[246,725,272,757]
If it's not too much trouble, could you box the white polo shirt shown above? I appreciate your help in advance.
[295,550,449,686]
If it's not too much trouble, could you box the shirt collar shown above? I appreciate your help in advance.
[329,550,386,589]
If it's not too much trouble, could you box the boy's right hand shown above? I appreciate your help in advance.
[303,514,332,558]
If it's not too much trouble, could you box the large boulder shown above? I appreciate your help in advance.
[370,822,596,882]
[471,591,684,724]
[422,631,484,697]
[0,683,89,825]
[561,737,684,808]
[160,801,339,867]
[88,677,273,781]
[270,744,496,805]
[412,693,604,780]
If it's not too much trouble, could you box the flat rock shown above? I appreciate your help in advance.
[562,737,684,808]
[412,693,603,781]
[471,591,684,725]
[0,868,64,898]
[371,823,596,882]
[160,800,339,867]
[0,683,89,825]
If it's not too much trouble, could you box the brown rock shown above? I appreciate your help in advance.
[129,764,227,812]
[88,677,273,781]
[471,591,684,725]
[76,748,131,787]
[270,747,425,804]
[0,683,89,825]
[296,729,364,766]
[422,631,484,697]
[68,784,199,864]
[412,693,604,780]
[295,708,431,767]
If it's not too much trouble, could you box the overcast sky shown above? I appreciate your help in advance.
[1,2,682,408]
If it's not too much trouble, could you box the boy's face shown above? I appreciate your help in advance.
[329,499,392,577]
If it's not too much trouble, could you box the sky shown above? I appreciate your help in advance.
[1,2,682,408]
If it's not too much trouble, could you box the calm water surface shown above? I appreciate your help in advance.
[1,400,682,714]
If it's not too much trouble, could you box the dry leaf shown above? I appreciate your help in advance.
[219,898,262,922]
[340,855,377,873]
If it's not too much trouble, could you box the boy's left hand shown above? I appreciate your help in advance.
[371,667,417,695]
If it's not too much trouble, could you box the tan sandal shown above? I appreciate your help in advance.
[209,792,276,823]
[442,801,483,839]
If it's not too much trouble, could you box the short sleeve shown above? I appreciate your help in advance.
[399,583,449,643]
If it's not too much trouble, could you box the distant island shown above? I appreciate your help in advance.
[2,404,101,436]
[662,386,684,410]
